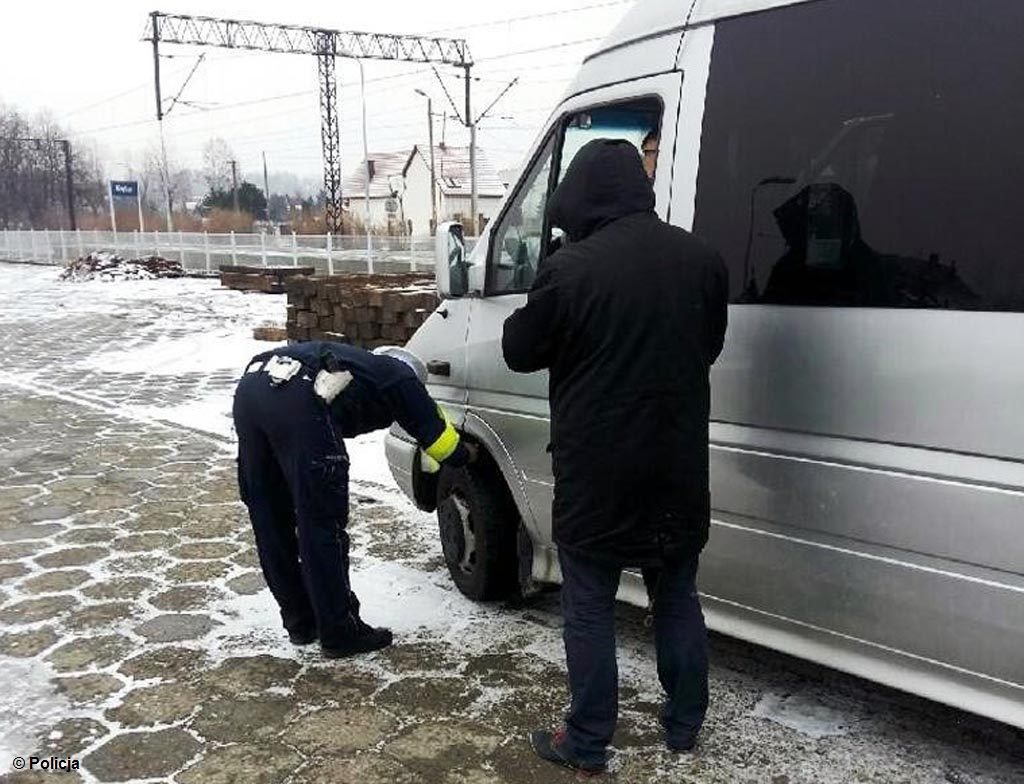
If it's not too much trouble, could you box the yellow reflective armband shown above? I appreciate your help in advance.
[424,404,460,462]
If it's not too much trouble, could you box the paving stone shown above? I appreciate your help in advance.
[149,585,222,612]
[46,634,136,672]
[170,541,237,560]
[0,771,85,784]
[106,682,199,727]
[0,486,38,506]
[180,511,244,540]
[65,602,138,631]
[20,569,92,594]
[0,595,76,624]
[135,613,219,642]
[56,527,115,544]
[84,728,202,782]
[79,509,132,527]
[383,642,460,674]
[36,717,109,757]
[229,547,260,569]
[0,523,64,542]
[175,743,303,784]
[282,707,396,755]
[201,655,302,695]
[191,695,295,742]
[386,721,504,776]
[35,546,108,568]
[165,560,231,583]
[293,755,420,784]
[0,541,44,560]
[82,493,135,512]
[81,576,154,601]
[225,571,265,595]
[105,554,170,575]
[291,665,379,705]
[0,627,60,657]
[53,673,124,704]
[20,505,73,522]
[377,676,482,717]
[122,516,180,534]
[117,532,179,553]
[119,646,209,682]
[0,561,31,581]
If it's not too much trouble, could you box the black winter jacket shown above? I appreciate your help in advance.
[253,341,469,466]
[502,139,728,566]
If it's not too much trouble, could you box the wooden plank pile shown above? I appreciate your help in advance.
[285,273,439,348]
[219,265,315,294]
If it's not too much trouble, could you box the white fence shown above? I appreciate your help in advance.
[0,229,478,276]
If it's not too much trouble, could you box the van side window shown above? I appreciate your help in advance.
[487,97,664,295]
[692,0,1024,312]
[487,135,555,295]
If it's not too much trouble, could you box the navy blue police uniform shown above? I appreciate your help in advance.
[232,341,469,656]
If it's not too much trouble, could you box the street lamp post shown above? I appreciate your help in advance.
[415,89,438,236]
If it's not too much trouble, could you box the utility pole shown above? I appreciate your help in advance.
[150,12,174,231]
[60,140,76,231]
[144,11,471,236]
[230,159,239,213]
[415,90,437,235]
[262,151,271,223]
[463,65,477,237]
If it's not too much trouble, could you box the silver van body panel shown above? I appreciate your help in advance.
[590,0,817,62]
[385,0,1024,729]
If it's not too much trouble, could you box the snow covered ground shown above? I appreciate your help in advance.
[0,261,1021,784]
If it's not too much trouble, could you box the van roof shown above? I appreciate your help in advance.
[589,0,815,61]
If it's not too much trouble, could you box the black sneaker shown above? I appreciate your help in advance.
[287,628,318,646]
[321,625,393,659]
[529,729,607,777]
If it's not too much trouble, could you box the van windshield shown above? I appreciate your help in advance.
[560,99,662,184]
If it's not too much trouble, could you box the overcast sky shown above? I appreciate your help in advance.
[1,0,633,189]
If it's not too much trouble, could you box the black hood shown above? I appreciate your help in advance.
[546,138,655,242]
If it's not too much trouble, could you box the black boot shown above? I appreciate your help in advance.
[529,729,607,777]
[287,628,317,646]
[321,620,393,659]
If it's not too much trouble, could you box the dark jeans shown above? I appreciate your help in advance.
[558,548,709,764]
[233,369,357,648]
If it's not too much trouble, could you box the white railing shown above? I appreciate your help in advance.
[0,229,478,276]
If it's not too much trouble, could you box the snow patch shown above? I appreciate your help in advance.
[0,657,72,775]
[752,691,854,738]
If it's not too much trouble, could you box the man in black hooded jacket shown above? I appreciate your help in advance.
[503,138,728,773]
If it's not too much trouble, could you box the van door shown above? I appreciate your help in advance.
[688,0,1024,719]
[464,73,682,551]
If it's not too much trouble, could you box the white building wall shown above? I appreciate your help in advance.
[400,155,434,236]
[441,194,505,226]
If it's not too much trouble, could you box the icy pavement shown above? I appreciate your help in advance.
[0,261,1021,784]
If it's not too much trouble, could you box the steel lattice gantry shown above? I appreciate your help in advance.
[145,12,472,234]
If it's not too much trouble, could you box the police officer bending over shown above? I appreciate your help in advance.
[233,341,474,658]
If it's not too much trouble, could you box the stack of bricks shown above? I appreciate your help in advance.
[220,265,315,294]
[285,273,439,349]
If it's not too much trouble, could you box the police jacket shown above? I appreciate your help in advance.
[502,139,728,566]
[258,341,469,467]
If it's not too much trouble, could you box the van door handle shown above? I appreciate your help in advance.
[427,360,451,377]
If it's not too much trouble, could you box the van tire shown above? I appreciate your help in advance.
[436,460,518,601]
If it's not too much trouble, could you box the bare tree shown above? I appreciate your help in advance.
[201,137,234,192]
[0,103,105,229]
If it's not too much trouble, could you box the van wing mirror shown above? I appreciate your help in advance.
[434,221,469,299]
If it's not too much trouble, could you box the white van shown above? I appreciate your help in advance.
[386,0,1024,729]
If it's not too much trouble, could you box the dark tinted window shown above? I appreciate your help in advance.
[692,0,1024,311]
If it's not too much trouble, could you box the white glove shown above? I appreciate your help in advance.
[420,451,441,474]
[314,369,353,403]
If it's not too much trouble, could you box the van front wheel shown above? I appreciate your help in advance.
[436,461,517,601]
